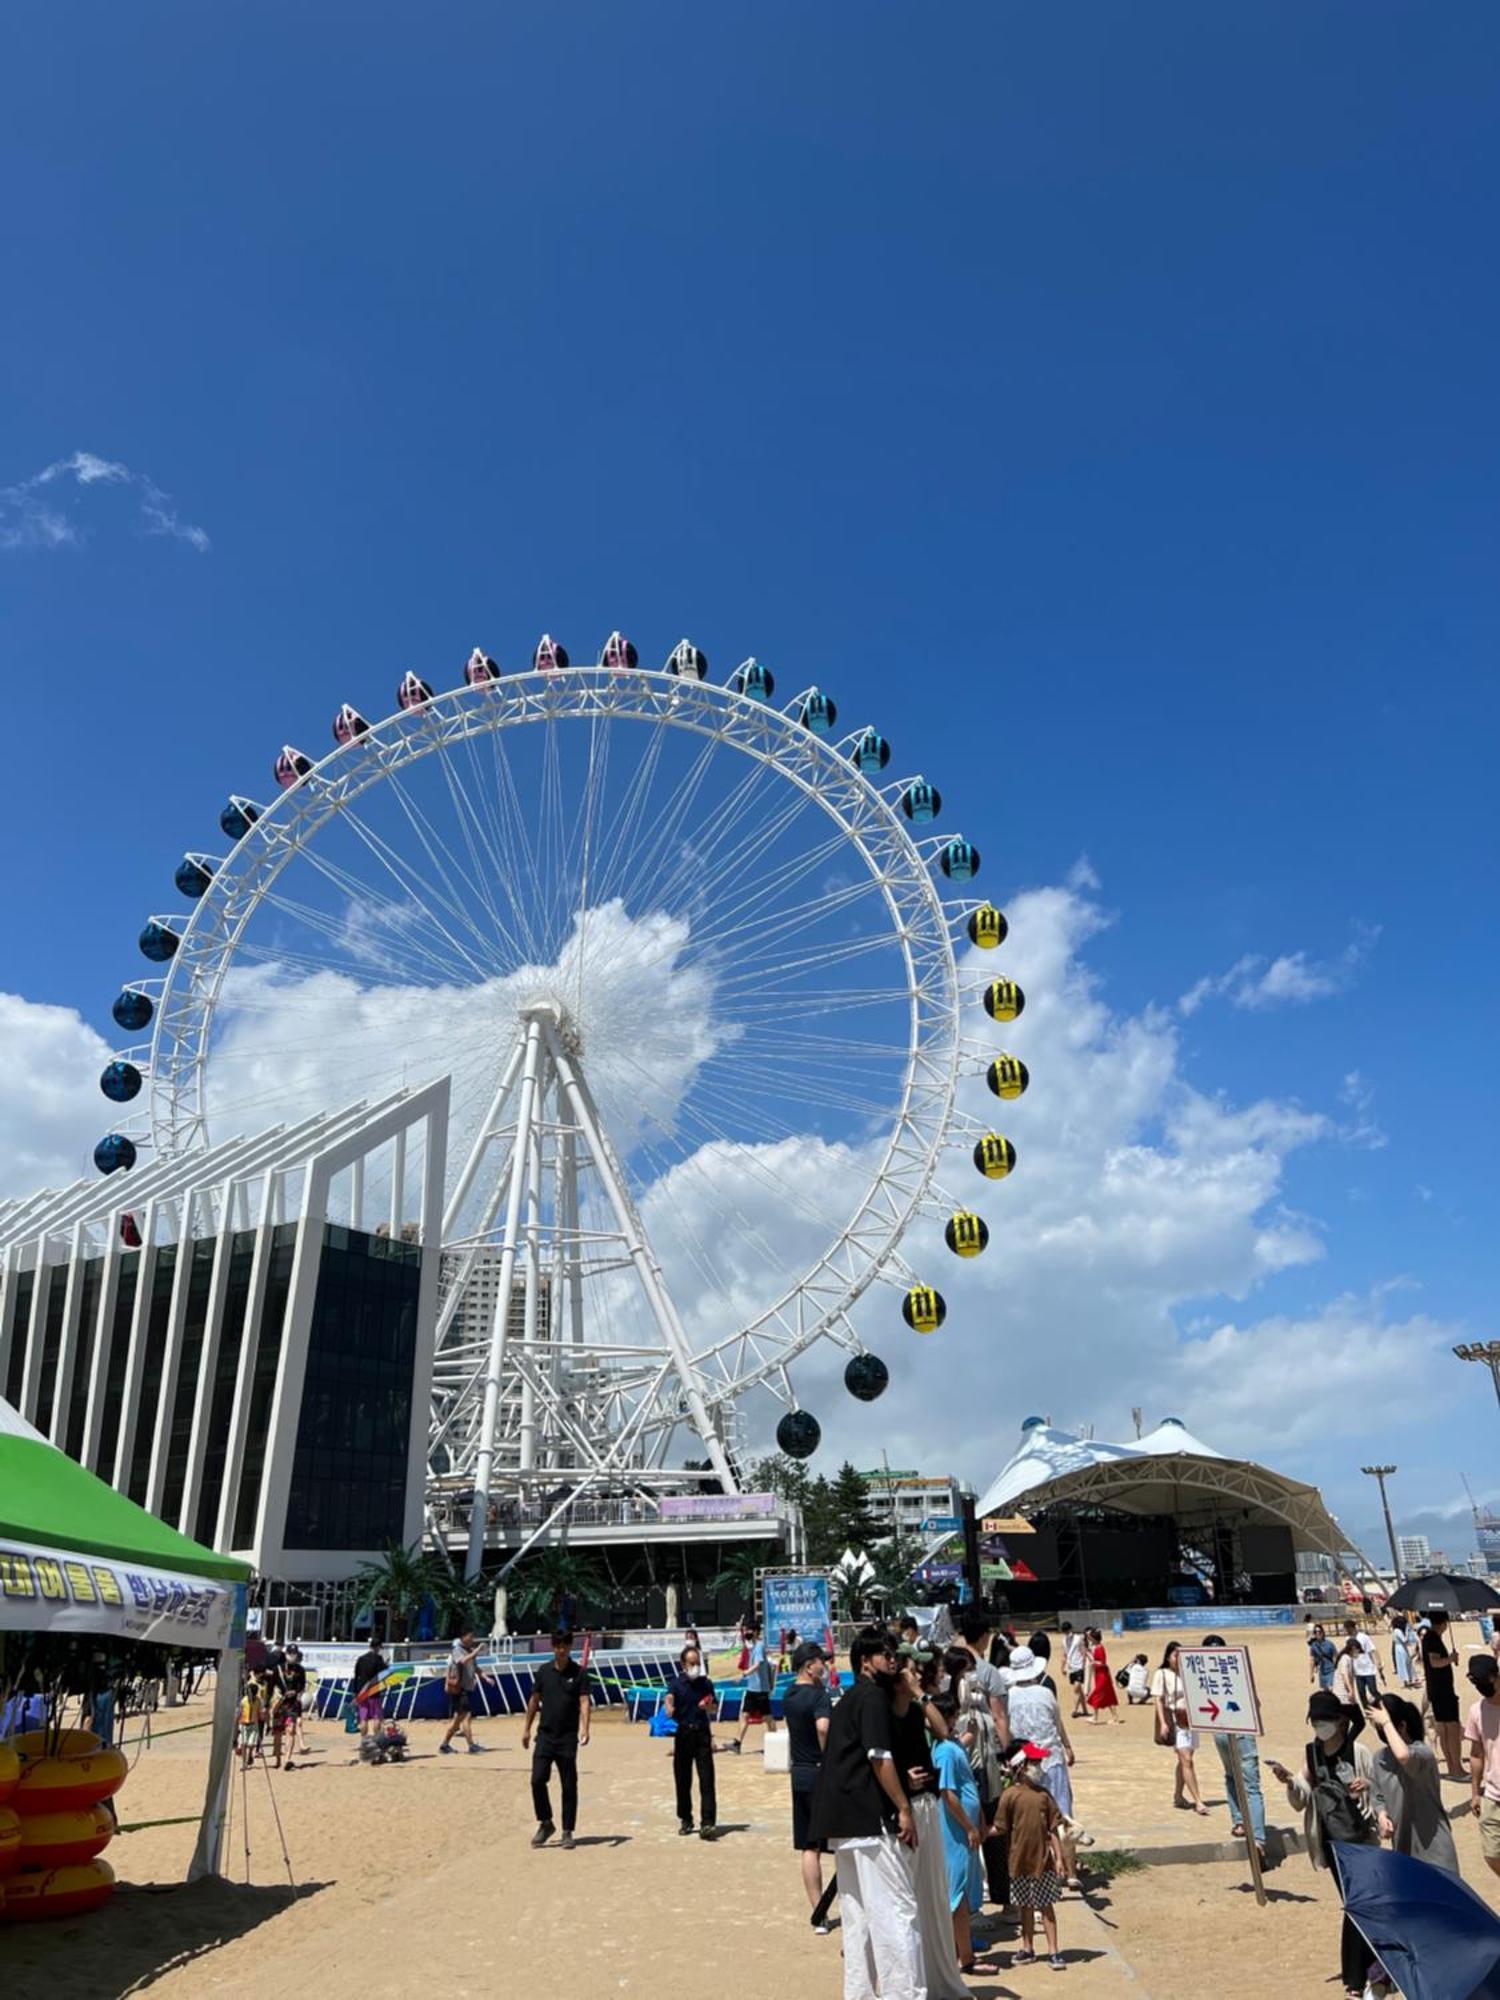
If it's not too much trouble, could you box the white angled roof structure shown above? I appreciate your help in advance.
[971,1415,1353,1560]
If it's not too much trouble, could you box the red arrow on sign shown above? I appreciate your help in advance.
[1199,1700,1221,1722]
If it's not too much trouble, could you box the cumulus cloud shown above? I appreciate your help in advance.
[1,450,210,553]
[1179,921,1380,1016]
[0,994,112,1194]
[0,875,1467,1531]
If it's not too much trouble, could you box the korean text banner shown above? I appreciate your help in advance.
[762,1573,834,1654]
[0,1536,240,1650]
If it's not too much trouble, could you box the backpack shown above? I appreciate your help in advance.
[1307,1744,1366,1846]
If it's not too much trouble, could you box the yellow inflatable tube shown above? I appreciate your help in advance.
[18,1804,114,1869]
[14,1740,127,1816]
[0,1805,20,1879]
[3,1856,116,1921]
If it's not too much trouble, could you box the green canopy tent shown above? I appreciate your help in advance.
[0,1395,251,1879]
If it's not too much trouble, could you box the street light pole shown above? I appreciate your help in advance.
[1362,1464,1402,1582]
[1453,1340,1500,1416]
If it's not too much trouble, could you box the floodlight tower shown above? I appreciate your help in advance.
[1453,1340,1500,1417]
[1361,1464,1402,1582]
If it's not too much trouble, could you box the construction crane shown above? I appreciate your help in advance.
[1462,1474,1500,1572]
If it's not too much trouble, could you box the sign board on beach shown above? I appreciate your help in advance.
[981,1516,1036,1535]
[761,1573,835,1656]
[0,1536,241,1652]
[1179,1646,1262,1735]
[921,1516,962,1533]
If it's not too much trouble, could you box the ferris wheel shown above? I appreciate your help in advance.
[96,632,1029,1564]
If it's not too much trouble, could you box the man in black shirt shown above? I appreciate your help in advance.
[522,1628,592,1849]
[783,1641,834,1926]
[808,1627,923,2000]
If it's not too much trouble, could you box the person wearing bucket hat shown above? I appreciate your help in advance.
[1005,1646,1080,1887]
[1267,1691,1382,1998]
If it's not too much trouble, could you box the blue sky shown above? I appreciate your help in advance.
[2,2,1496,1556]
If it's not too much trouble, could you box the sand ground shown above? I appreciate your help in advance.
[4,1625,1496,1999]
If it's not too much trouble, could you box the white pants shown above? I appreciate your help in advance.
[909,1792,968,1998]
[834,1834,928,2000]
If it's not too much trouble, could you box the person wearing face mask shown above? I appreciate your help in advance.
[664,1641,718,1839]
[1268,1691,1381,2000]
[783,1642,835,1926]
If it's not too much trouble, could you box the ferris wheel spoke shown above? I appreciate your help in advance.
[604,724,731,919]
[485,721,549,962]
[376,765,514,970]
[329,794,507,982]
[430,735,532,967]
[273,840,485,986]
[252,885,474,988]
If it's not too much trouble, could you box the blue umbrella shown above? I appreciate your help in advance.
[1332,1842,1500,1999]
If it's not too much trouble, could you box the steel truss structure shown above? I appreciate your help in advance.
[97,659,1014,1558]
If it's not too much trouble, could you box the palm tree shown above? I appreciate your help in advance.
[710,1546,762,1614]
[507,1546,611,1631]
[352,1542,441,1640]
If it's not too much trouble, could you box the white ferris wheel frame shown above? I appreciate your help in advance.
[131,667,966,1415]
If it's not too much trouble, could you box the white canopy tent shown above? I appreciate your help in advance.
[968,1415,1357,1564]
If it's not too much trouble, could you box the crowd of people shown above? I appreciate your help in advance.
[224,1598,1500,1998]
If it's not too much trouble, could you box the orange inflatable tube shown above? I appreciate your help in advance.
[0,1805,20,1879]
[17,1804,114,1869]
[3,1857,115,1922]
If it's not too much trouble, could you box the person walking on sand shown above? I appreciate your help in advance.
[664,1640,718,1840]
[1345,1619,1382,1709]
[782,1641,834,1928]
[1268,1692,1381,2000]
[523,1628,592,1850]
[1389,1614,1417,1690]
[440,1630,488,1755]
[732,1620,774,1753]
[928,1691,985,1977]
[1062,1622,1087,1719]
[351,1637,388,1743]
[281,1643,312,1757]
[1308,1621,1337,1691]
[1365,1693,1460,1875]
[807,1626,924,2000]
[997,1741,1069,1972]
[1151,1642,1209,1816]
[1087,1628,1123,1726]
[1005,1644,1081,1886]
[1422,1609,1465,1779]
[1464,1652,1500,1882]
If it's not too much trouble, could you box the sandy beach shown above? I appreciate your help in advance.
[5,1626,1497,1999]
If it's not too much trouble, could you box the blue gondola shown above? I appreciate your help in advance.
[333,703,369,745]
[940,837,980,882]
[666,640,708,679]
[274,746,312,790]
[534,634,569,672]
[776,1408,820,1458]
[100,1060,143,1104]
[844,1352,889,1401]
[398,672,433,711]
[901,778,942,823]
[600,630,639,670]
[851,728,891,774]
[112,989,153,1033]
[174,855,215,900]
[94,1133,137,1175]
[800,690,838,737]
[731,658,775,701]
[465,647,501,685]
[139,920,180,963]
[219,796,263,841]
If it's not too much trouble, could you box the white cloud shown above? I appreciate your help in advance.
[1179,922,1379,1016]
[0,994,112,1195]
[0,874,1468,1534]
[1,450,210,553]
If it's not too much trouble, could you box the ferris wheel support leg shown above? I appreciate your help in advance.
[542,1021,739,1497]
[517,1107,543,1475]
[442,1037,526,1239]
[466,1015,545,1579]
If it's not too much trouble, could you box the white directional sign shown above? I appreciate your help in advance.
[1179,1646,1263,1736]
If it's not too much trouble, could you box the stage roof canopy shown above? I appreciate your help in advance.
[972,1416,1352,1561]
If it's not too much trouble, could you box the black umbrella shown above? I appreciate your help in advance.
[1386,1571,1500,1616]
